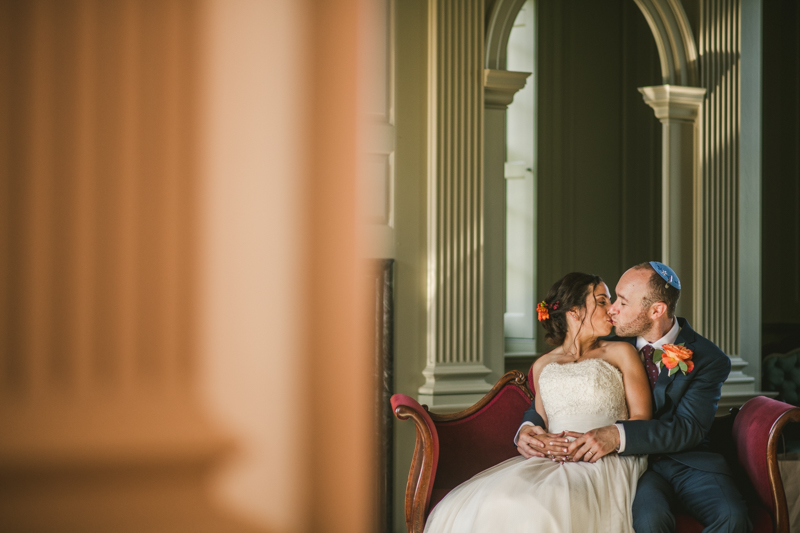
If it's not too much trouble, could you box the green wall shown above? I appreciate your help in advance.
[761,0,800,351]
[535,0,662,351]
[392,1,428,531]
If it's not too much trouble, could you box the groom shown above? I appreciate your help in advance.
[515,262,751,533]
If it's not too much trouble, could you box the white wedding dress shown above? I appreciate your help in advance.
[424,358,647,533]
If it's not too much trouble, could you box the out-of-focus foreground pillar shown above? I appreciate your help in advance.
[0,0,373,531]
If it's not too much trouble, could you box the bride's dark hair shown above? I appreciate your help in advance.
[541,272,604,346]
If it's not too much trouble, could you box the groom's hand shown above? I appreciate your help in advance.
[517,426,570,459]
[566,425,620,463]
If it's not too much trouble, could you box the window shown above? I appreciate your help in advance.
[504,0,537,355]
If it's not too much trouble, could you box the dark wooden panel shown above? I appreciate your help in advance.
[370,259,394,533]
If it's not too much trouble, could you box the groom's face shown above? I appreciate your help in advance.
[608,269,653,337]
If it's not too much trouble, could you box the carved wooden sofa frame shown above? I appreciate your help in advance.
[392,370,800,533]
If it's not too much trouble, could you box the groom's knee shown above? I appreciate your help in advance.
[704,504,751,533]
[633,471,675,533]
[632,504,675,533]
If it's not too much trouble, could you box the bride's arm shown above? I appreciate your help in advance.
[616,343,652,421]
[517,359,571,459]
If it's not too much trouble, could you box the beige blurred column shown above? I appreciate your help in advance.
[0,0,374,532]
[418,0,493,410]
[0,1,245,531]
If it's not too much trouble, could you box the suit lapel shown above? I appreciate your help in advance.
[653,318,697,411]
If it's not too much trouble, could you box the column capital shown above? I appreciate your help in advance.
[484,69,531,109]
[638,84,706,122]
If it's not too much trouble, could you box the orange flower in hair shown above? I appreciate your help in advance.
[536,301,550,321]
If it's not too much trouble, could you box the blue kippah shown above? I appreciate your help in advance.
[649,261,681,290]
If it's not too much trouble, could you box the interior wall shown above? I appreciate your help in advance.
[761,0,800,353]
[391,0,429,531]
[535,0,661,350]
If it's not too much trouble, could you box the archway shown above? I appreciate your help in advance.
[486,0,699,83]
[484,0,705,331]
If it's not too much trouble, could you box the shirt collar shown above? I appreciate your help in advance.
[635,317,680,351]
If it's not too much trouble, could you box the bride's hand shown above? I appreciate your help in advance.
[517,426,570,460]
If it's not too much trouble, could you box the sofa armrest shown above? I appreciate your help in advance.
[732,396,800,533]
[392,394,439,533]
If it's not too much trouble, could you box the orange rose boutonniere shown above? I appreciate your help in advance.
[653,343,695,376]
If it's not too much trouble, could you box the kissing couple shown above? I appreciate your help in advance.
[424,262,752,533]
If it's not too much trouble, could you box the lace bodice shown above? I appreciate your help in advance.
[539,358,629,434]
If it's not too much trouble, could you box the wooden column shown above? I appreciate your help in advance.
[419,0,491,410]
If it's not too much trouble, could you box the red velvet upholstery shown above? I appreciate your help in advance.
[428,385,532,513]
[749,505,776,533]
[528,366,536,396]
[675,514,705,533]
[733,395,794,516]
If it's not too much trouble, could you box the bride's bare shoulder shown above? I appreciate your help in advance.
[598,340,639,363]
[531,349,561,377]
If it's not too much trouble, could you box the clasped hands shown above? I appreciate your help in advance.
[516,424,620,463]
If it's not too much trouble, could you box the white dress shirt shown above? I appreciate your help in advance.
[514,318,680,451]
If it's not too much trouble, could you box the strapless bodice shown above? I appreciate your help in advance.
[539,358,629,433]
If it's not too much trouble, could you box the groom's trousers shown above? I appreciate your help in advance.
[632,458,751,533]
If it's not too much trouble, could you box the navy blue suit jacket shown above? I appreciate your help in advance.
[521,318,731,474]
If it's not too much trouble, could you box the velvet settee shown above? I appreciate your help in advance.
[392,370,800,533]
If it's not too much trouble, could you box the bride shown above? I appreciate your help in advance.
[424,272,652,533]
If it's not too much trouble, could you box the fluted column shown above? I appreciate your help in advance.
[418,0,491,410]
[639,84,706,325]
[639,0,764,411]
[697,0,740,358]
[697,0,760,407]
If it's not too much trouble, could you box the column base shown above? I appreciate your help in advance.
[717,356,777,414]
[417,362,493,413]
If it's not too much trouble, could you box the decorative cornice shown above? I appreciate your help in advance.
[484,69,531,108]
[639,84,707,122]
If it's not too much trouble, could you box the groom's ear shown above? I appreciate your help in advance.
[649,301,668,320]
